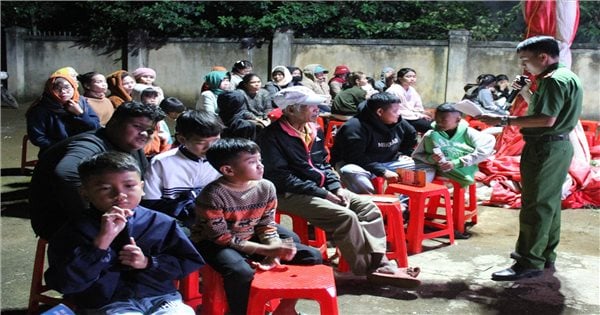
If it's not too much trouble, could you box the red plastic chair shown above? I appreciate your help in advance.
[275,210,329,261]
[247,264,339,315]
[324,119,345,150]
[21,135,38,174]
[178,270,202,312]
[385,182,455,254]
[336,196,409,272]
[371,177,386,194]
[580,120,599,146]
[28,239,73,314]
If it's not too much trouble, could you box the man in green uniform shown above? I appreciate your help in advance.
[479,36,583,281]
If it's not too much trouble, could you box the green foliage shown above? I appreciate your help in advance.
[577,1,600,43]
[0,0,595,57]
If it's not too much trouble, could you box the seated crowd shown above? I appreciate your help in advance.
[28,61,500,314]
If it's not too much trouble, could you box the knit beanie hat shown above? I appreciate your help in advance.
[132,67,157,80]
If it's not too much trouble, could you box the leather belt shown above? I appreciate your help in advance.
[523,133,569,142]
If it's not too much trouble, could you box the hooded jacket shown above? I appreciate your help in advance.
[218,90,257,139]
[26,75,100,154]
[258,118,341,198]
[302,64,330,96]
[330,103,417,176]
[106,70,133,107]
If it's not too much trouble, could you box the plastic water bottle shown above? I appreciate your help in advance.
[432,146,446,163]
[432,146,448,172]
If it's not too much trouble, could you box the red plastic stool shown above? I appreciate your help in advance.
[433,177,478,234]
[247,264,339,315]
[178,270,202,312]
[28,238,73,315]
[385,182,455,254]
[275,210,329,260]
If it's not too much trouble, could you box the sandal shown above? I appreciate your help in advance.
[367,267,421,289]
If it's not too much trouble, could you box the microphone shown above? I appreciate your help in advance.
[505,75,529,104]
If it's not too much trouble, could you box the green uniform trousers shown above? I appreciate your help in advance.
[516,139,573,269]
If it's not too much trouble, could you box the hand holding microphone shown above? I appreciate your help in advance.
[505,75,530,104]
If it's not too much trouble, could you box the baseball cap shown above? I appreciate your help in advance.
[141,86,159,97]
[314,65,329,74]
[334,65,350,75]
[273,86,328,109]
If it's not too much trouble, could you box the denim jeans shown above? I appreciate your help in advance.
[82,292,194,315]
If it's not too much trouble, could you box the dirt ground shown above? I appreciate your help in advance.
[1,105,599,314]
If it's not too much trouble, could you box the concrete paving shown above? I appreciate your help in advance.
[1,106,599,314]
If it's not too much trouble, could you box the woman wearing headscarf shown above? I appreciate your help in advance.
[106,70,135,108]
[195,70,230,113]
[26,74,100,156]
[264,66,294,108]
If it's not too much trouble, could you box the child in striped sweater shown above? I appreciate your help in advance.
[191,138,322,315]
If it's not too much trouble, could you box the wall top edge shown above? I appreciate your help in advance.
[18,34,599,50]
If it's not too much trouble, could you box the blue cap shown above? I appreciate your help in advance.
[314,65,329,74]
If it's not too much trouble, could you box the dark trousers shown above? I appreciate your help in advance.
[195,224,322,315]
[406,117,433,133]
[516,140,573,269]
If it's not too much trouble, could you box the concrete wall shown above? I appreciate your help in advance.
[5,27,599,119]
[292,38,449,107]
[144,38,270,105]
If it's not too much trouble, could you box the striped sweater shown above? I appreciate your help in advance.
[191,178,279,251]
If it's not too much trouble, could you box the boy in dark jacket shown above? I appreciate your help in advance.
[331,92,435,194]
[45,151,203,313]
[29,101,165,240]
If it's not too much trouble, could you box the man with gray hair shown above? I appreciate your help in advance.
[258,86,420,288]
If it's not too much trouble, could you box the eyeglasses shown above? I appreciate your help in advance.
[53,85,73,92]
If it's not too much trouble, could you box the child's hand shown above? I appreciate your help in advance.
[383,170,399,183]
[95,206,133,249]
[119,237,149,269]
[63,99,84,115]
[431,152,445,163]
[438,160,455,172]
[251,256,287,271]
[261,242,297,261]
